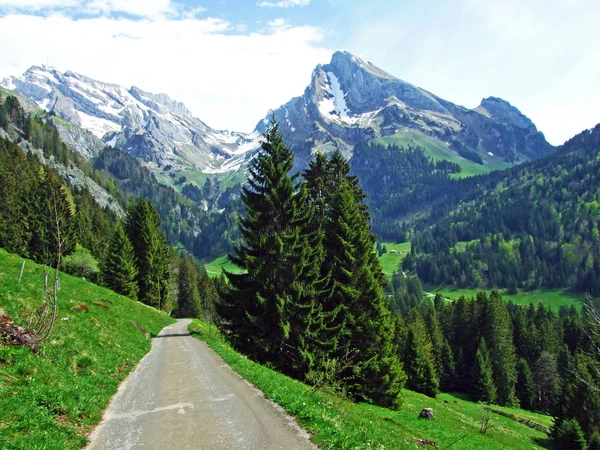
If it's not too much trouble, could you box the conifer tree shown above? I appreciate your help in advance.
[554,419,588,450]
[515,358,535,410]
[553,352,600,442]
[478,290,518,405]
[439,337,457,391]
[472,338,496,403]
[101,222,139,300]
[125,198,171,308]
[308,155,405,407]
[220,120,319,375]
[404,326,439,398]
[176,256,202,318]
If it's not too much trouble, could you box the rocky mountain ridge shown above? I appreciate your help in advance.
[2,52,554,186]
[2,66,260,176]
[264,51,554,168]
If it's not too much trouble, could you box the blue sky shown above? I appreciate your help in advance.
[0,0,598,144]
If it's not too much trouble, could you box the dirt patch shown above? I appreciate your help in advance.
[93,301,110,309]
[73,303,89,313]
[0,309,38,353]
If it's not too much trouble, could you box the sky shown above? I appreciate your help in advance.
[0,0,598,145]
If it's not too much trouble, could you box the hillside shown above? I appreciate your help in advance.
[406,124,600,294]
[0,249,175,449]
[0,92,237,260]
[189,319,552,450]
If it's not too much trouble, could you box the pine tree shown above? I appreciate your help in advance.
[219,120,319,375]
[515,358,535,410]
[176,256,202,318]
[554,419,588,450]
[301,151,406,407]
[553,352,600,442]
[101,223,139,300]
[472,338,496,403]
[478,290,518,405]
[589,432,600,450]
[439,337,457,392]
[404,326,439,398]
[125,198,170,308]
[0,138,32,255]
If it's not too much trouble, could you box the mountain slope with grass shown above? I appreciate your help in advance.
[0,249,175,449]
[189,319,552,450]
[406,124,600,294]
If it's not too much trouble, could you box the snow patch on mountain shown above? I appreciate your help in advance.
[77,111,121,138]
[318,71,361,125]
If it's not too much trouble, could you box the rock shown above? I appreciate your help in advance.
[419,408,434,419]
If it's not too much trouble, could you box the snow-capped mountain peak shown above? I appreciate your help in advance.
[1,66,260,174]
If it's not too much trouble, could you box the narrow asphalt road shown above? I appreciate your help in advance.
[87,319,316,450]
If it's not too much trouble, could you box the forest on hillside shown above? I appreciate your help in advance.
[403,126,600,295]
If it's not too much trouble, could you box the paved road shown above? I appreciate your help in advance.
[87,319,316,450]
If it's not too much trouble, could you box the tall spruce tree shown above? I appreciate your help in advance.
[125,198,170,308]
[404,326,439,398]
[176,256,202,318]
[478,290,518,405]
[515,358,535,410]
[101,222,139,300]
[304,151,406,408]
[553,352,600,443]
[472,338,497,403]
[219,120,319,376]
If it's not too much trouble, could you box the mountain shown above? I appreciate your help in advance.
[4,53,554,186]
[263,51,554,170]
[1,66,260,176]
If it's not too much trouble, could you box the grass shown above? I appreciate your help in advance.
[0,248,175,449]
[425,285,584,311]
[189,319,552,450]
[205,254,244,277]
[379,241,411,279]
[207,241,411,280]
[373,131,513,178]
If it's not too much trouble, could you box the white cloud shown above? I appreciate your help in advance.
[0,0,199,19]
[267,18,290,31]
[257,0,310,8]
[0,0,79,10]
[86,0,177,19]
[0,13,330,132]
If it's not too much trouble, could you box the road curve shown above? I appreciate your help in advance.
[87,319,316,450]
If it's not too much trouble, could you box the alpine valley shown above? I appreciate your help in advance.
[2,46,600,450]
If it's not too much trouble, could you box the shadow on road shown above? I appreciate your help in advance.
[155,333,191,338]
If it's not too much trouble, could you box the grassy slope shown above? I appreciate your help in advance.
[379,242,411,279]
[0,249,175,449]
[189,320,551,450]
[373,131,513,178]
[206,242,411,280]
[205,254,244,277]
[425,285,583,311]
